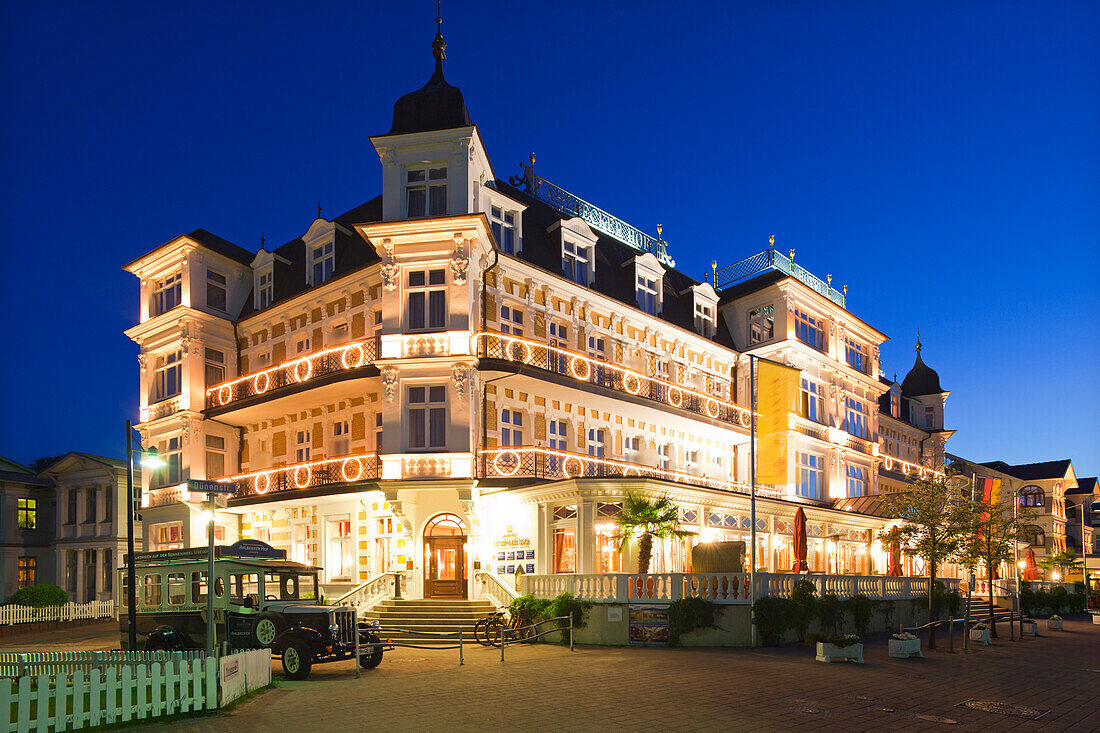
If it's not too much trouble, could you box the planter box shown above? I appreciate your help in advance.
[969,628,991,645]
[1046,618,1063,631]
[816,642,864,664]
[1021,620,1038,636]
[1093,613,1100,625]
[888,638,922,658]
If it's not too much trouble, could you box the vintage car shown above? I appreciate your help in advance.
[120,540,386,679]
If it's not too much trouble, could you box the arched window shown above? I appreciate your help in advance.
[1019,486,1044,508]
[424,513,466,537]
[1023,525,1045,547]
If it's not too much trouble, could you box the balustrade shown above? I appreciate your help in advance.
[223,452,380,498]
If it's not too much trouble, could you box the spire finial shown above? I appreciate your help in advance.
[317,202,322,219]
[768,234,775,248]
[260,233,265,248]
[915,328,922,354]
[432,0,447,62]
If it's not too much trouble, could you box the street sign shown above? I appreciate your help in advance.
[187,479,236,495]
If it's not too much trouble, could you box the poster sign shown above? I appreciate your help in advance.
[628,606,670,645]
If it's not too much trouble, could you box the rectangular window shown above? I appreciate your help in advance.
[191,571,209,604]
[143,573,162,607]
[490,206,518,254]
[846,464,869,498]
[103,549,112,593]
[889,392,900,419]
[844,337,868,374]
[406,166,447,217]
[800,379,824,423]
[846,397,869,439]
[500,304,524,336]
[925,406,934,428]
[17,498,36,529]
[332,420,350,455]
[310,242,334,285]
[548,322,568,347]
[206,434,226,479]
[154,350,182,402]
[206,269,227,311]
[168,573,187,605]
[154,436,185,487]
[552,528,577,573]
[374,412,383,451]
[749,304,774,344]
[407,269,447,331]
[794,309,825,351]
[562,241,589,286]
[796,452,824,499]
[636,274,659,315]
[152,272,181,316]
[501,409,523,446]
[587,428,605,458]
[65,550,77,593]
[694,301,714,335]
[152,521,183,551]
[257,268,273,309]
[658,443,671,469]
[295,337,311,354]
[18,557,36,589]
[204,348,225,389]
[408,385,447,450]
[548,420,567,452]
[296,430,311,463]
[596,526,622,573]
[587,336,606,361]
[229,573,259,607]
[291,523,310,564]
[67,490,77,524]
[85,488,97,524]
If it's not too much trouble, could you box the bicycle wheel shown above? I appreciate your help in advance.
[473,618,491,646]
[485,618,504,647]
[514,614,537,644]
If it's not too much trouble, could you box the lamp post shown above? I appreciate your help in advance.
[124,420,165,651]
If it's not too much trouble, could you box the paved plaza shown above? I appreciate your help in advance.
[6,617,1100,732]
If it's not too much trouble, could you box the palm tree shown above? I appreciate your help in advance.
[614,492,694,574]
[1038,549,1083,581]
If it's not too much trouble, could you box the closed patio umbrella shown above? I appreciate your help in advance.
[1024,547,1040,581]
[888,528,904,576]
[791,507,809,572]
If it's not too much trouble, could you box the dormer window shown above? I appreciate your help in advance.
[256,267,273,310]
[206,269,227,312]
[749,304,774,344]
[694,302,714,334]
[889,392,900,419]
[490,206,518,254]
[153,272,182,316]
[406,166,447,217]
[636,274,659,315]
[562,241,590,286]
[310,242,334,285]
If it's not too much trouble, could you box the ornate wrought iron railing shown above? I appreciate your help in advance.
[509,160,675,268]
[477,332,752,430]
[713,247,846,307]
[223,452,381,499]
[205,338,378,410]
[479,446,781,499]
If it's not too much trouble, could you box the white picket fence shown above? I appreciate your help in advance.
[0,602,116,626]
[2,649,270,733]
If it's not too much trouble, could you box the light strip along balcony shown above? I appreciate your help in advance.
[476,332,753,429]
[219,451,381,499]
[205,338,377,409]
[479,446,783,499]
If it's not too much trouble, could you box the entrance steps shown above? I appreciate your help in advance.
[963,597,1017,625]
[361,599,498,643]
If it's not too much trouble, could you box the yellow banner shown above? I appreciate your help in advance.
[756,359,801,487]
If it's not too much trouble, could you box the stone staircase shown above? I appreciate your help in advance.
[963,597,1017,625]
[360,599,498,643]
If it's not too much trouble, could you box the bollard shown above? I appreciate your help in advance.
[500,628,505,662]
[570,615,574,652]
[353,608,361,679]
[458,629,463,666]
[948,617,954,653]
[1010,612,1015,641]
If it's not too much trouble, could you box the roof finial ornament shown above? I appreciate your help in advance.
[317,202,322,219]
[915,328,922,354]
[433,0,447,62]
[656,223,663,240]
[711,260,718,283]
[768,234,775,249]
[260,233,265,248]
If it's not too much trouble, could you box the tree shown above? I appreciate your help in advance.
[876,473,970,649]
[614,492,694,574]
[28,454,66,473]
[1039,549,1083,581]
[958,492,1030,639]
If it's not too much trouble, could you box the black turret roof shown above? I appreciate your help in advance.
[901,340,944,396]
[387,29,472,135]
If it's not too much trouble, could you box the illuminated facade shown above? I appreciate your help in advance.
[123,29,956,600]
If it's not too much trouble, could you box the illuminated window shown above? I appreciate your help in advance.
[168,573,187,605]
[1020,486,1044,508]
[548,420,567,451]
[490,206,518,254]
[153,350,182,402]
[17,557,36,588]
[295,430,311,463]
[153,436,185,488]
[587,428,605,458]
[291,523,310,564]
[310,241,334,285]
[17,498,36,529]
[844,337,868,374]
[407,269,447,331]
[658,443,671,469]
[846,464,869,498]
[800,379,824,423]
[206,434,226,479]
[204,348,225,389]
[152,272,181,316]
[694,301,714,336]
[794,309,825,351]
[327,518,353,581]
[562,241,589,286]
[796,452,824,499]
[889,392,900,419]
[256,267,273,309]
[749,304,774,344]
[408,385,447,450]
[501,409,523,446]
[596,526,622,573]
[500,304,523,336]
[332,420,350,456]
[206,269,227,311]
[406,166,447,217]
[846,397,869,439]
[636,274,659,315]
[151,521,183,551]
[552,528,576,573]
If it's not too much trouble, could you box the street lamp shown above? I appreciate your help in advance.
[125,419,165,651]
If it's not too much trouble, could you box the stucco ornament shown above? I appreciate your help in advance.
[451,363,469,400]
[381,367,399,403]
[381,241,399,291]
[450,238,469,285]
[137,348,148,374]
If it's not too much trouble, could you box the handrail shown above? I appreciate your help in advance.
[713,247,846,308]
[477,571,520,606]
[498,615,575,659]
[332,571,400,606]
[373,627,464,665]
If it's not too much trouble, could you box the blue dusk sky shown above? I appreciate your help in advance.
[1,2,1097,477]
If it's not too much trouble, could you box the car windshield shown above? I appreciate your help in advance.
[262,571,318,600]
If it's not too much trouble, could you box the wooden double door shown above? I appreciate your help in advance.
[425,536,466,599]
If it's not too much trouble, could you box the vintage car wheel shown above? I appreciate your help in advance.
[254,613,284,648]
[359,649,383,669]
[281,639,313,680]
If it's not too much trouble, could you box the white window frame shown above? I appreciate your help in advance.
[844,337,869,374]
[796,451,824,499]
[309,241,334,286]
[206,269,227,312]
[694,300,715,336]
[154,350,183,402]
[152,272,182,316]
[562,240,591,287]
[846,463,869,498]
[255,267,273,310]
[295,336,311,354]
[587,428,605,458]
[748,304,775,345]
[490,206,519,254]
[501,409,523,446]
[205,435,226,479]
[800,378,824,424]
[405,165,448,217]
[548,419,568,452]
[846,397,870,440]
[204,348,225,389]
[500,303,524,336]
[332,420,350,456]
[794,308,826,352]
[407,385,447,451]
[406,268,447,331]
[295,430,311,463]
[635,271,661,315]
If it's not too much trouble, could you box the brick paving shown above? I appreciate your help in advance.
[6,617,1099,731]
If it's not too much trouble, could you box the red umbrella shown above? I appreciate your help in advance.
[791,507,809,572]
[1024,547,1040,581]
[887,528,904,576]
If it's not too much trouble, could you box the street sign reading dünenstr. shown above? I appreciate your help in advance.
[186,479,236,494]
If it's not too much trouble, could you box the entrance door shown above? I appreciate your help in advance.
[424,514,467,599]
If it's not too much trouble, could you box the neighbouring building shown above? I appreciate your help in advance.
[123,25,968,601]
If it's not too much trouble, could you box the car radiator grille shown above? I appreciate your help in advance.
[333,608,357,645]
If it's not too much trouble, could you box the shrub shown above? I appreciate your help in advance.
[914,581,960,619]
[817,593,845,635]
[791,580,818,640]
[1049,586,1068,615]
[753,596,798,646]
[845,595,878,636]
[667,596,718,647]
[510,592,592,643]
[9,584,67,609]
[805,632,859,648]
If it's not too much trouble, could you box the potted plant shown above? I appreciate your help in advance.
[1020,617,1038,636]
[1046,614,1063,631]
[888,631,922,658]
[969,622,991,645]
[808,633,864,664]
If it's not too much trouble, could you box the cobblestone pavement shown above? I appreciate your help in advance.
[0,621,118,651]
[10,617,1100,732]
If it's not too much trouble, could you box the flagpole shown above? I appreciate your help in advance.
[749,354,757,648]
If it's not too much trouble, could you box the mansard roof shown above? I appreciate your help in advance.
[979,459,1072,481]
[186,229,255,266]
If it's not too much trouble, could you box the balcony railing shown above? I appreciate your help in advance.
[880,455,943,480]
[477,332,753,430]
[221,452,381,499]
[205,338,377,410]
[714,247,846,308]
[479,446,781,499]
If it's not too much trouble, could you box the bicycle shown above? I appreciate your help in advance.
[473,610,505,646]
[474,608,538,647]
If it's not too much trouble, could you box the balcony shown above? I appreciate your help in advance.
[145,398,181,422]
[476,332,753,431]
[205,338,378,411]
[880,455,943,480]
[220,451,381,500]
[479,446,782,499]
[713,246,846,308]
